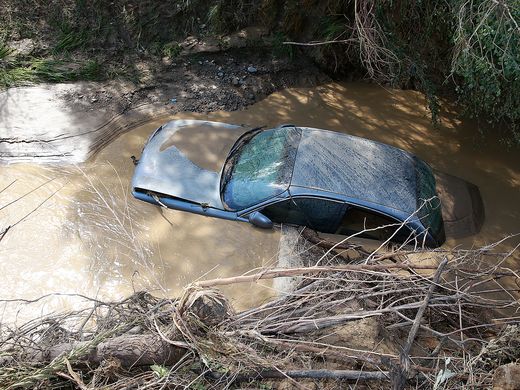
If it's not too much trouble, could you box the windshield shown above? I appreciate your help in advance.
[220,127,301,211]
[415,157,445,243]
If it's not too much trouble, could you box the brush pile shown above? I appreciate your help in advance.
[1,231,519,389]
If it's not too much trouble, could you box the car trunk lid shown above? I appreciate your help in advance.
[434,171,485,238]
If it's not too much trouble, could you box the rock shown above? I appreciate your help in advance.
[217,72,224,78]
[232,77,240,86]
[247,66,257,74]
[161,56,172,65]
[7,38,36,56]
[493,363,520,390]
[90,98,98,103]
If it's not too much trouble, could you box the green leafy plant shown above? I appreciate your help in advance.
[451,0,519,142]
[151,364,169,378]
[162,42,182,58]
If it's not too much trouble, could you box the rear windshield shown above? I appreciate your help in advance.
[415,157,445,243]
[221,127,301,211]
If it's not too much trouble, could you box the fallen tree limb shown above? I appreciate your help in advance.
[195,263,442,287]
[232,368,389,381]
[403,259,448,356]
[393,258,448,389]
[283,39,357,46]
[301,228,370,254]
[17,333,187,369]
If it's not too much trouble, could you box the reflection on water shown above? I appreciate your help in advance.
[0,82,519,322]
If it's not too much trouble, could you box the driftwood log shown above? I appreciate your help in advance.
[47,333,186,367]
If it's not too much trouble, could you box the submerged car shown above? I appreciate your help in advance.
[131,120,484,248]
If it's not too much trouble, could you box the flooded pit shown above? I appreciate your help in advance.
[1,82,519,322]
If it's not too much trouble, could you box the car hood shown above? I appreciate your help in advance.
[131,120,245,209]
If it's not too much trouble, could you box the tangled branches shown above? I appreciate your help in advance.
[0,236,519,389]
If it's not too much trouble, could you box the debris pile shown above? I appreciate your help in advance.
[1,232,519,389]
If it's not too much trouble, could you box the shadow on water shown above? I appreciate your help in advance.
[0,81,519,322]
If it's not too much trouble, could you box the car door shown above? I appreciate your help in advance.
[261,197,348,233]
[336,205,416,243]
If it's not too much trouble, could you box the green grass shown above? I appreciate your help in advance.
[0,58,103,89]
[55,29,90,53]
[0,41,12,60]
[54,21,91,53]
[0,65,35,87]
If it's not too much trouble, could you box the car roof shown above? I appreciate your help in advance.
[290,127,418,214]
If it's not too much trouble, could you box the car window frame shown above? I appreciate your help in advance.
[239,194,347,226]
[237,191,434,245]
[338,202,422,244]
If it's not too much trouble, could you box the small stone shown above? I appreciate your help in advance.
[218,66,223,71]
[198,61,203,65]
[247,66,257,73]
[232,77,239,86]
[248,93,255,100]
[90,98,98,103]
[493,363,520,390]
[217,72,224,78]
[77,95,84,99]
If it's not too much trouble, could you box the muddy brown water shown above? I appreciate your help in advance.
[1,82,519,322]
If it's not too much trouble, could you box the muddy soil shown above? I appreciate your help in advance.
[63,48,329,115]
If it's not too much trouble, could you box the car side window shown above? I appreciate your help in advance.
[261,197,347,233]
[336,206,415,243]
[261,199,307,226]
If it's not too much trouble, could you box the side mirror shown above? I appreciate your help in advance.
[248,211,273,229]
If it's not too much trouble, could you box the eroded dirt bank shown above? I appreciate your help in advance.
[1,81,519,323]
